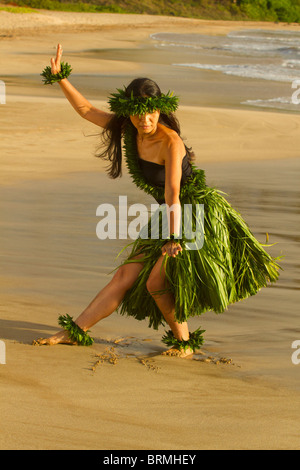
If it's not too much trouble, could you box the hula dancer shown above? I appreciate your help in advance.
[35,44,280,357]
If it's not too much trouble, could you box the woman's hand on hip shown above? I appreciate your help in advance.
[162,241,182,258]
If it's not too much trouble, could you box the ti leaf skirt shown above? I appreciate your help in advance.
[116,168,280,330]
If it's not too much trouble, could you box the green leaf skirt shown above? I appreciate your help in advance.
[115,168,280,330]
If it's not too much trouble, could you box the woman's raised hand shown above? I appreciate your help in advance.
[51,43,62,75]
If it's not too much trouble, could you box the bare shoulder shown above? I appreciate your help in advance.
[157,124,185,160]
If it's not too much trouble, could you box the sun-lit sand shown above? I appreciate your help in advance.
[1,9,300,450]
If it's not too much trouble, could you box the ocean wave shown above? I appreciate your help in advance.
[173,63,300,82]
[150,32,217,50]
[153,41,203,50]
[227,29,300,43]
[152,30,300,58]
[242,96,300,111]
[282,59,300,69]
[222,42,300,54]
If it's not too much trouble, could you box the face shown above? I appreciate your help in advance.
[129,110,160,137]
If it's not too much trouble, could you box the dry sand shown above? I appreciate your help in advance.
[1,9,300,450]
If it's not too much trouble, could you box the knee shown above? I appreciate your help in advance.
[146,273,165,296]
[112,264,136,292]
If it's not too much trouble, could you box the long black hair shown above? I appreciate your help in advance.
[96,77,194,179]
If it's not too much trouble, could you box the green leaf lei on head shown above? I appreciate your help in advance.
[108,88,179,117]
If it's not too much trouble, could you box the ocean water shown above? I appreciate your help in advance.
[12,28,300,113]
[151,29,300,112]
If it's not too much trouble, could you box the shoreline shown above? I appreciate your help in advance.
[2,9,300,39]
[2,94,300,186]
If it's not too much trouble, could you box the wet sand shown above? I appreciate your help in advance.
[1,9,300,450]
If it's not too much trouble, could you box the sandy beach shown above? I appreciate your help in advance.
[1,9,300,450]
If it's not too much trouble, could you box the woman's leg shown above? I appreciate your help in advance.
[37,254,145,345]
[146,256,192,356]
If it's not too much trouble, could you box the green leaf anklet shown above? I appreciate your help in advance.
[162,327,205,353]
[41,61,72,85]
[58,314,94,346]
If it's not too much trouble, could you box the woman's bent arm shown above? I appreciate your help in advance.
[164,134,186,236]
[58,78,113,128]
[50,44,113,128]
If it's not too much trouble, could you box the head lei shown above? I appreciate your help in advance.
[108,87,179,117]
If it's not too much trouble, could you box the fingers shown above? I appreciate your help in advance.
[161,242,182,257]
[56,43,63,65]
[50,44,62,74]
[171,244,182,257]
[50,57,56,74]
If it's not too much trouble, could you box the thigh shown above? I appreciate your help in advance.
[147,255,169,289]
[113,252,145,289]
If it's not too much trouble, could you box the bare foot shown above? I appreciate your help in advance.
[32,329,76,346]
[161,346,194,358]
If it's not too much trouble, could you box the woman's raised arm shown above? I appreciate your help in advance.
[52,44,113,128]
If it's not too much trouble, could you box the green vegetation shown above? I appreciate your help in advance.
[3,0,300,23]
[2,0,126,13]
[0,5,36,12]
[237,0,300,22]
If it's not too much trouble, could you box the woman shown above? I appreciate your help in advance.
[35,44,280,356]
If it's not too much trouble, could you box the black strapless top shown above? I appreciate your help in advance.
[138,154,192,204]
[138,154,192,203]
